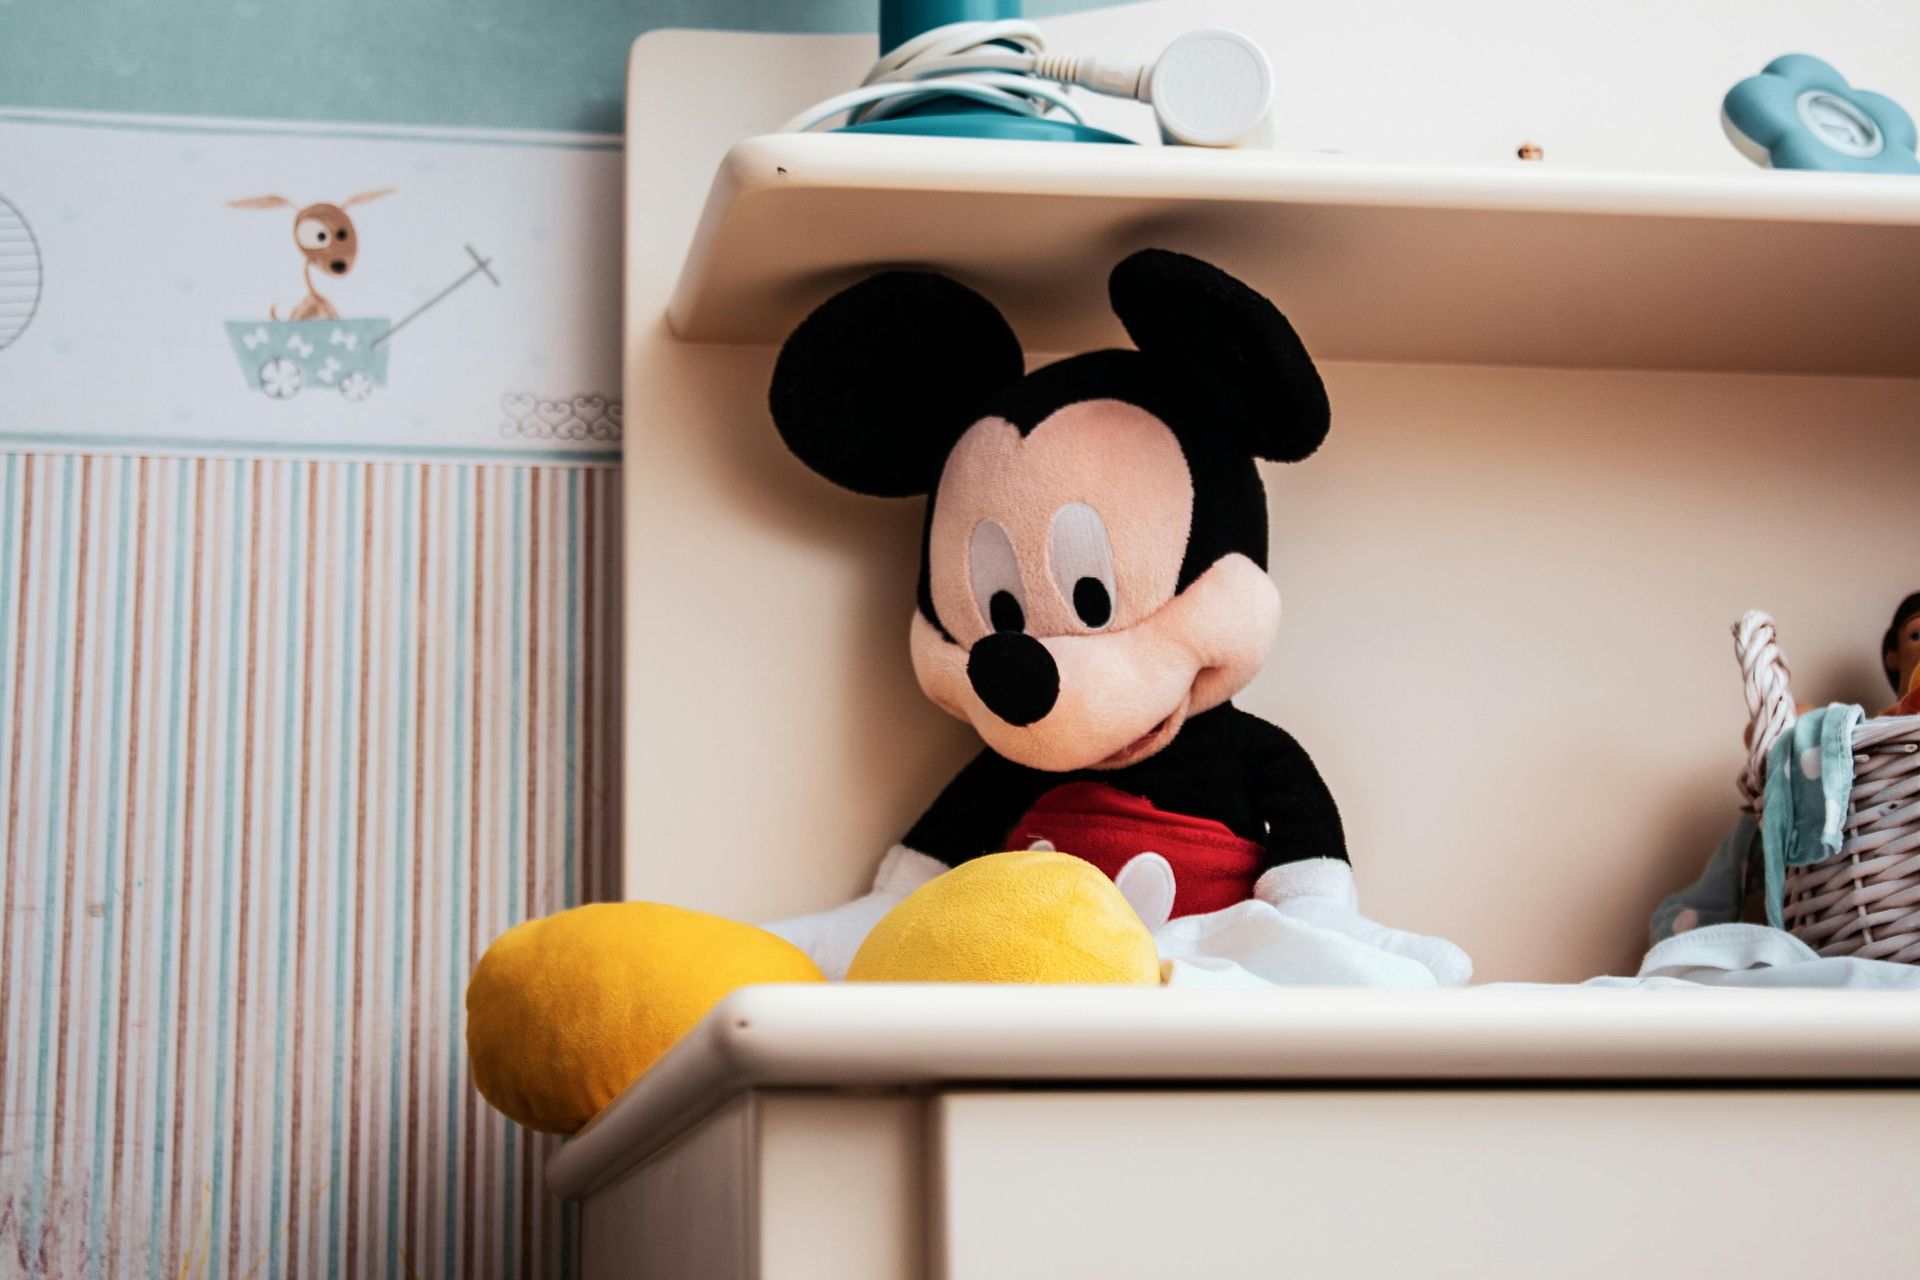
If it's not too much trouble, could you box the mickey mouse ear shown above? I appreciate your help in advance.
[770,272,1026,498]
[1107,249,1330,463]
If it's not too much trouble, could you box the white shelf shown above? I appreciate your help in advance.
[548,983,1920,1196]
[667,133,1920,375]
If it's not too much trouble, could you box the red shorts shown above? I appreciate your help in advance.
[1007,781,1262,918]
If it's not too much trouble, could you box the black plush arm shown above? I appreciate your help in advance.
[1236,710,1348,868]
[901,749,1057,865]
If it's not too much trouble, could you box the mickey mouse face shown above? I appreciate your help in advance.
[771,250,1329,772]
[911,392,1279,772]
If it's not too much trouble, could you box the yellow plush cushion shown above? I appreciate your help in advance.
[467,902,823,1134]
[847,850,1160,985]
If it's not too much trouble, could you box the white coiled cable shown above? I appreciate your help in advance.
[781,19,1148,134]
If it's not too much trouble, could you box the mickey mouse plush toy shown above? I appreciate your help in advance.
[467,250,1469,1137]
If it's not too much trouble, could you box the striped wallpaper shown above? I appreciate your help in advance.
[0,452,621,1278]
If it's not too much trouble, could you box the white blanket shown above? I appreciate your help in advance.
[770,851,1920,991]
[1564,923,1920,990]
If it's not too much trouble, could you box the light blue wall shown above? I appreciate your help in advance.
[0,0,1094,132]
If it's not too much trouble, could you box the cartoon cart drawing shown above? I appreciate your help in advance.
[224,246,496,401]
[225,317,390,400]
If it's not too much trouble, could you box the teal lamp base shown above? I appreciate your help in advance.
[838,0,1135,144]
[839,114,1131,144]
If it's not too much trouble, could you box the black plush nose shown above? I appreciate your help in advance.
[967,632,1058,727]
[330,259,348,274]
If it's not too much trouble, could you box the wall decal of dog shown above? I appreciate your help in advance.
[227,188,394,321]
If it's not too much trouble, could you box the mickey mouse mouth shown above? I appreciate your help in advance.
[1094,694,1191,769]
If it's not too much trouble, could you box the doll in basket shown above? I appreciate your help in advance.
[1881,592,1920,717]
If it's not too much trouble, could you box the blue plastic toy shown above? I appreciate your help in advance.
[1722,54,1919,174]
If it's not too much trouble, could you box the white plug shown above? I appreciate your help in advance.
[1144,29,1275,148]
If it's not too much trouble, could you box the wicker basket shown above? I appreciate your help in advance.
[1734,611,1920,964]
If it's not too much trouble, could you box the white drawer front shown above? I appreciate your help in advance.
[934,1089,1920,1279]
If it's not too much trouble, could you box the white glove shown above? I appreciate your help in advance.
[763,845,947,980]
[1253,858,1473,987]
[1157,901,1443,988]
[1136,853,1470,989]
[1112,852,1177,931]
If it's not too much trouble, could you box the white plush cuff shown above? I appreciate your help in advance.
[872,844,948,895]
[1254,857,1359,910]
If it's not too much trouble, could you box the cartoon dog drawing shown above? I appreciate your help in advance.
[227,189,394,320]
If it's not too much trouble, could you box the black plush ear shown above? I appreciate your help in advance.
[1107,249,1330,463]
[769,272,1025,498]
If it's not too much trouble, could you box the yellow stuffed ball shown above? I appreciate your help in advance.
[847,850,1160,985]
[467,902,822,1134]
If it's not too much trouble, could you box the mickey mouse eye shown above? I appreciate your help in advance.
[1048,503,1116,630]
[296,218,329,248]
[969,519,1026,634]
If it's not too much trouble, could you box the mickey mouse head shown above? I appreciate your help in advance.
[770,249,1330,773]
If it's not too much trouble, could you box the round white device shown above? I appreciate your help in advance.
[1146,28,1275,148]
